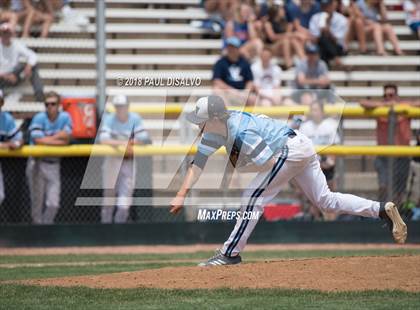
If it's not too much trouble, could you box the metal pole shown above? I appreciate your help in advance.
[386,106,396,202]
[96,1,106,119]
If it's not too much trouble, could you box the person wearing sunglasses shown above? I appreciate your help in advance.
[360,84,420,206]
[0,89,23,207]
[26,91,72,224]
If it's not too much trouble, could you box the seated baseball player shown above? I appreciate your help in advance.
[0,89,23,206]
[170,95,407,266]
[26,91,72,224]
[98,95,151,224]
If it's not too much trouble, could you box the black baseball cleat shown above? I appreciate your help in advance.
[379,202,407,244]
[198,249,242,267]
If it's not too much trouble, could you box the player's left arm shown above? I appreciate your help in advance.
[51,113,72,144]
[170,133,223,214]
[170,164,203,214]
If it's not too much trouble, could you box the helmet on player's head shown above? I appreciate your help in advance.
[186,95,228,125]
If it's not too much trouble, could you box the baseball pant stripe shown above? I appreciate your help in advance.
[226,154,287,257]
[225,147,288,257]
[225,148,287,257]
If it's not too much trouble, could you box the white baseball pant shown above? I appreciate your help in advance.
[222,131,380,257]
[26,158,61,224]
[101,157,135,223]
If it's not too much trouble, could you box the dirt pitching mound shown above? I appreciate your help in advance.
[23,256,420,292]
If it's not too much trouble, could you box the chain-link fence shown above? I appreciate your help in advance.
[0,150,418,225]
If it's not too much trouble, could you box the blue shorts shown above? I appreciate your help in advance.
[409,21,420,33]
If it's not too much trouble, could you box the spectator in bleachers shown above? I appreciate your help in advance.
[99,95,151,224]
[287,0,320,43]
[355,0,403,55]
[251,47,282,106]
[212,36,257,106]
[191,0,236,33]
[59,0,89,27]
[224,2,264,60]
[338,0,368,54]
[300,101,340,189]
[360,84,420,205]
[262,3,305,69]
[293,43,332,103]
[309,0,348,66]
[0,89,23,206]
[26,91,72,224]
[11,0,53,38]
[0,0,18,31]
[404,0,420,38]
[0,22,44,101]
[299,101,340,220]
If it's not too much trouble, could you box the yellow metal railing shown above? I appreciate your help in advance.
[106,104,420,118]
[0,145,418,157]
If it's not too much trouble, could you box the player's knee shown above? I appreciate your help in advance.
[315,192,338,213]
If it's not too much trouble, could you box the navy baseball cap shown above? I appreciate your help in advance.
[320,0,333,5]
[186,95,228,125]
[305,43,319,54]
[225,36,241,48]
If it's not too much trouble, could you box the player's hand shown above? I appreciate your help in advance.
[170,194,185,214]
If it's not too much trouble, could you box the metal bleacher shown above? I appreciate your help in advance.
[4,0,418,103]
[2,0,419,192]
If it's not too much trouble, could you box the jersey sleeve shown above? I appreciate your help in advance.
[5,114,22,142]
[239,130,274,166]
[29,113,45,140]
[133,115,151,143]
[192,133,224,169]
[62,112,73,135]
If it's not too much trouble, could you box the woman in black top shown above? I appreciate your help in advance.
[263,5,305,69]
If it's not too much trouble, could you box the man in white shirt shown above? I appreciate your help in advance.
[251,48,282,106]
[309,0,348,66]
[300,101,340,186]
[0,23,44,101]
[299,101,340,220]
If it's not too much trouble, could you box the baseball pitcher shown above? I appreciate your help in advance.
[170,95,407,266]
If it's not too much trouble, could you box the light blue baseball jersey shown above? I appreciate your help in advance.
[29,111,73,144]
[0,112,22,143]
[99,112,150,143]
[194,111,295,168]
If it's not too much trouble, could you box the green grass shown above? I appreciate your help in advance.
[0,248,419,309]
[1,285,419,310]
[1,248,419,264]
[0,262,192,281]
